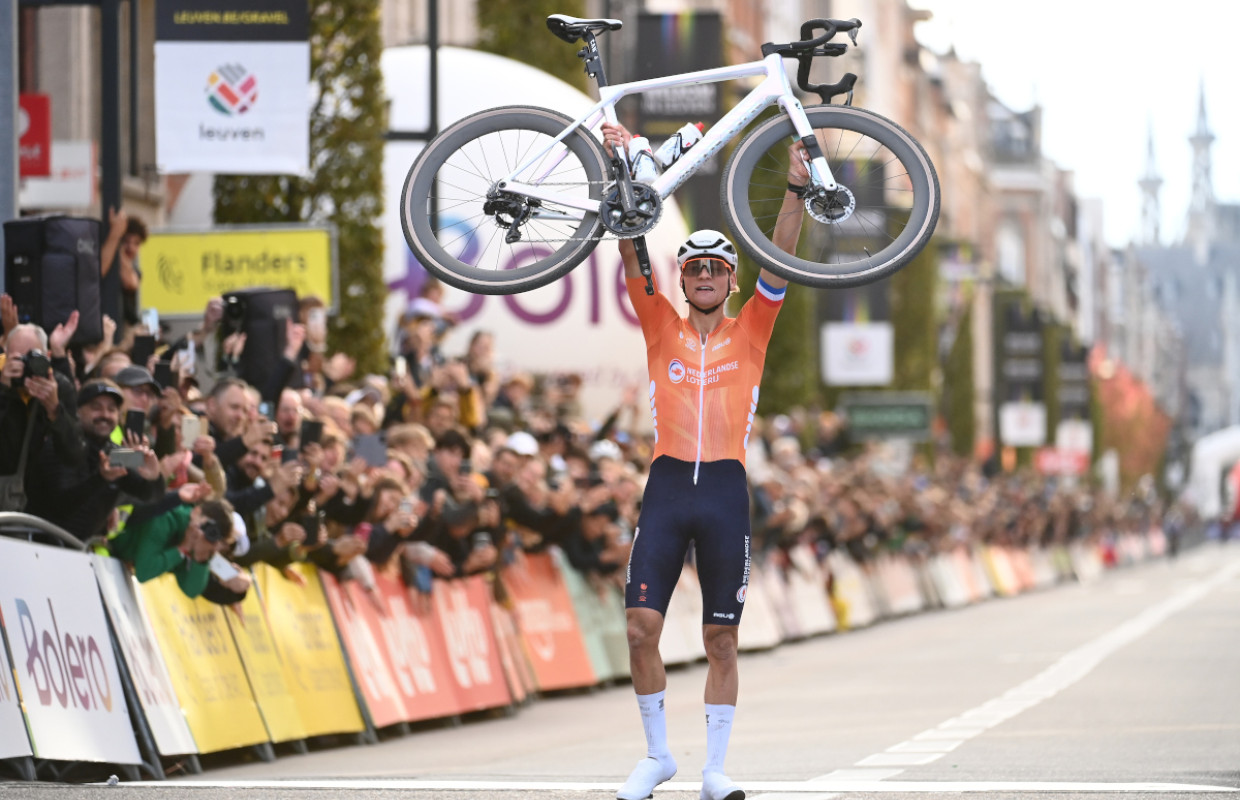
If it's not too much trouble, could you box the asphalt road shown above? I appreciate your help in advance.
[4,541,1238,800]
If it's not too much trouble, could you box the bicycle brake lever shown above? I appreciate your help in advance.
[848,28,859,46]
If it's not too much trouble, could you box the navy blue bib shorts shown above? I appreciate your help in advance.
[625,456,752,626]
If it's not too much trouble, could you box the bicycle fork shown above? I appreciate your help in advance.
[777,95,837,193]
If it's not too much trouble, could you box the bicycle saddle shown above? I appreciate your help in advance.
[546,14,622,44]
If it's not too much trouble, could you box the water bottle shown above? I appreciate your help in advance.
[653,122,705,169]
[626,136,660,184]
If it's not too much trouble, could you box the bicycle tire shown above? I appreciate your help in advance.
[400,105,608,295]
[721,105,940,288]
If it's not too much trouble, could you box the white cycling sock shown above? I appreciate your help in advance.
[637,690,672,759]
[703,703,735,775]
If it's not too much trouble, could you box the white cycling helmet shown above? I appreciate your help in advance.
[676,229,738,270]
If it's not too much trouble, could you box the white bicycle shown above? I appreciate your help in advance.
[399,13,940,294]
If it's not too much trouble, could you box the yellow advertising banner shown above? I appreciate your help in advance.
[224,589,307,744]
[254,563,364,737]
[141,226,335,316]
[137,574,269,753]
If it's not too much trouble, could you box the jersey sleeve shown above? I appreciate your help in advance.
[626,275,679,341]
[736,275,786,351]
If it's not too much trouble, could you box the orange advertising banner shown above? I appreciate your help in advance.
[357,575,462,723]
[500,554,597,692]
[431,577,512,712]
[318,572,410,728]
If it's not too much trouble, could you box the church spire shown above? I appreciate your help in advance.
[1138,121,1162,245]
[1185,78,1215,249]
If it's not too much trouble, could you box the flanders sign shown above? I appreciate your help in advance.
[142,225,335,316]
[839,392,933,441]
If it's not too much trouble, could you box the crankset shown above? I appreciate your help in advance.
[599,182,663,238]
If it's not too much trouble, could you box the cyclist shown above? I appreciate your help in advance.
[602,122,808,800]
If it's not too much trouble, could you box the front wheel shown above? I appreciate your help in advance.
[400,105,608,295]
[721,106,940,288]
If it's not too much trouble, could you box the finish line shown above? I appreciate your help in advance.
[109,778,1238,792]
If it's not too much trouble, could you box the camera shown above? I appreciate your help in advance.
[471,532,493,550]
[20,350,51,383]
[200,518,224,543]
[458,459,473,476]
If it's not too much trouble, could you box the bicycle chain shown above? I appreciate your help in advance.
[485,180,656,243]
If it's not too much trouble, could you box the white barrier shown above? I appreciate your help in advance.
[784,545,837,637]
[737,564,783,651]
[827,551,879,630]
[0,539,141,764]
[0,622,33,759]
[91,557,198,757]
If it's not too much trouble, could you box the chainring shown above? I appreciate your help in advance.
[599,183,663,238]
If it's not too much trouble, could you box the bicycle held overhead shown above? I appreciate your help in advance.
[399,13,940,295]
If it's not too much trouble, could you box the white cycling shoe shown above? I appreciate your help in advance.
[699,770,745,800]
[616,756,677,800]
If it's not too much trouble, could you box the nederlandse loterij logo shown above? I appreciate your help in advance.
[206,64,258,115]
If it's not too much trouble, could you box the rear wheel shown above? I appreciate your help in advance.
[400,105,608,295]
[721,105,940,288]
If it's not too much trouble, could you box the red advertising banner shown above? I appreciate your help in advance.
[18,94,51,177]
[431,577,511,712]
[363,574,462,722]
[318,572,410,728]
[500,554,597,691]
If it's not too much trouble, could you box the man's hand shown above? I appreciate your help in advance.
[222,331,246,363]
[0,294,17,336]
[108,206,129,237]
[601,122,631,158]
[242,418,277,450]
[177,481,212,504]
[24,374,59,418]
[788,139,810,185]
[100,315,117,348]
[331,535,368,564]
[284,319,307,362]
[221,571,252,594]
[274,522,307,548]
[268,460,304,494]
[98,450,129,482]
[48,311,80,359]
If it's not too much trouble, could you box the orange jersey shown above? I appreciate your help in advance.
[626,274,785,468]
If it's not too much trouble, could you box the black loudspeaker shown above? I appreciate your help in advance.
[3,215,104,345]
[218,287,298,396]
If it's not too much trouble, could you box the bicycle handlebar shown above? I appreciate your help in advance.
[760,18,862,105]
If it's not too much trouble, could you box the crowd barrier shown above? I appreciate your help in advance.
[0,520,1189,780]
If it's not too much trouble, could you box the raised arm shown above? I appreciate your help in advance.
[601,122,645,280]
[763,140,810,291]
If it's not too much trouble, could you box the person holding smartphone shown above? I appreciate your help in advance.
[27,379,164,543]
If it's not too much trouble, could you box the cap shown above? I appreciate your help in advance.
[115,365,161,392]
[504,431,539,457]
[589,439,622,462]
[78,381,124,408]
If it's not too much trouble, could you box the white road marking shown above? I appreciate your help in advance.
[811,556,1240,783]
[111,778,1237,793]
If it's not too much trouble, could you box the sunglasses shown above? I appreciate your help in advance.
[680,258,734,278]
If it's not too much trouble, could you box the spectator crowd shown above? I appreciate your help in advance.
[0,271,1189,609]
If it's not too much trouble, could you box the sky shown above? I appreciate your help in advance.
[908,0,1240,247]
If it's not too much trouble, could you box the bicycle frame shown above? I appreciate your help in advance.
[499,52,837,220]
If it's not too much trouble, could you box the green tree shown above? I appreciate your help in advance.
[213,0,389,375]
[476,0,589,92]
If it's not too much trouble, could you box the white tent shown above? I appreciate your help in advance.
[1184,426,1240,518]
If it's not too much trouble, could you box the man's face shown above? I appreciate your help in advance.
[492,450,521,484]
[207,386,248,438]
[79,395,121,439]
[426,404,456,437]
[239,442,270,482]
[680,257,735,309]
[122,384,157,413]
[276,390,302,436]
[4,328,39,361]
[120,232,143,261]
[433,446,464,477]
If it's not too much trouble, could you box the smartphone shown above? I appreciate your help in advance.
[393,355,408,380]
[351,433,388,468]
[129,335,156,368]
[142,307,160,340]
[300,419,324,447]
[108,448,146,470]
[124,410,146,440]
[398,498,414,515]
[208,553,240,581]
[459,459,472,476]
[180,415,201,445]
[153,360,175,391]
[307,307,327,339]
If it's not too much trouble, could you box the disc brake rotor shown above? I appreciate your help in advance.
[806,185,857,225]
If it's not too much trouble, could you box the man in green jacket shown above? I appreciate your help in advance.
[111,492,235,599]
